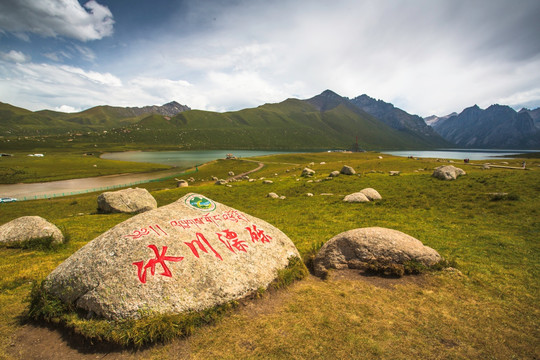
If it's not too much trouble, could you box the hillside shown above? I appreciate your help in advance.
[0,92,449,151]
[0,101,190,136]
[432,104,540,149]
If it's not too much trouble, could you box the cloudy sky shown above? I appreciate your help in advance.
[0,0,539,117]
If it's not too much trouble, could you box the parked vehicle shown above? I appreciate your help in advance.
[0,197,17,203]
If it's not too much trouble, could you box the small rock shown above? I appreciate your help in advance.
[215,179,228,185]
[263,180,274,184]
[389,171,400,176]
[176,179,189,188]
[320,162,326,165]
[340,165,356,175]
[329,170,340,177]
[301,168,315,177]
[359,188,382,201]
[228,171,235,176]
[279,196,286,200]
[432,165,466,180]
[306,193,314,197]
[378,156,383,159]
[267,192,279,199]
[343,192,370,203]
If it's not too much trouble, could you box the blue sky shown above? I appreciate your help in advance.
[0,0,539,117]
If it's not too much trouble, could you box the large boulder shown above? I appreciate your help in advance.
[340,165,356,175]
[45,193,300,320]
[432,165,466,180]
[313,227,441,277]
[0,216,64,246]
[97,188,157,214]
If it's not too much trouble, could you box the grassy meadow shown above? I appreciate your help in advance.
[0,152,171,183]
[0,152,538,359]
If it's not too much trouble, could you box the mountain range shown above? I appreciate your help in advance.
[0,91,538,150]
[426,105,540,149]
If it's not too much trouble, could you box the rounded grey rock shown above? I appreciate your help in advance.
[340,165,356,175]
[343,192,370,203]
[313,227,441,277]
[0,216,64,246]
[360,188,382,201]
[97,188,157,214]
[432,165,466,180]
[45,193,301,320]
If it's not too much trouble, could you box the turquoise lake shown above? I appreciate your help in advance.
[101,149,538,167]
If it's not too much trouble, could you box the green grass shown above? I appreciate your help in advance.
[0,152,171,183]
[0,152,539,359]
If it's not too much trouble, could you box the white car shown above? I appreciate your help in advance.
[0,197,17,203]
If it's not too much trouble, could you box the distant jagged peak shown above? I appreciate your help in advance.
[305,89,349,111]
[124,101,191,117]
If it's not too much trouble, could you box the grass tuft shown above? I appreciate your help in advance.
[271,256,309,290]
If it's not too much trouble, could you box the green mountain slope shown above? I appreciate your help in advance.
[0,92,450,150]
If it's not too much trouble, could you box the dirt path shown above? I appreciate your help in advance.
[227,162,265,181]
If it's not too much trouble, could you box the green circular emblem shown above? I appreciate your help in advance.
[186,194,216,212]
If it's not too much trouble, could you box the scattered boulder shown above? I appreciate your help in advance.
[228,171,235,176]
[0,216,64,246]
[176,180,189,188]
[329,170,340,177]
[301,168,315,177]
[359,188,382,201]
[378,156,383,159]
[267,192,279,199]
[313,227,441,277]
[340,165,356,175]
[343,192,370,203]
[389,171,400,176]
[263,180,274,184]
[211,176,218,181]
[44,193,301,320]
[482,164,491,170]
[432,165,466,180]
[215,179,228,185]
[97,188,157,214]
[306,193,314,197]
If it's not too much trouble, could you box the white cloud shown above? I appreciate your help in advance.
[0,60,194,111]
[54,104,80,113]
[0,0,114,41]
[0,50,30,63]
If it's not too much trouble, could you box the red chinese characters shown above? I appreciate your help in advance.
[217,229,248,253]
[245,225,272,243]
[133,224,273,284]
[184,233,223,261]
[132,245,184,284]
